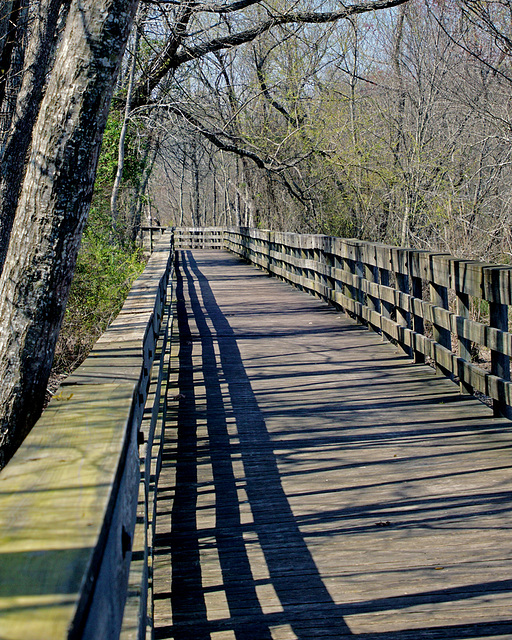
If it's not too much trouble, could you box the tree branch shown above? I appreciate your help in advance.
[133,0,409,108]
[174,0,409,66]
[142,0,263,14]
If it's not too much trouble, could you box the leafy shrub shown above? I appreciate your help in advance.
[51,104,149,379]
[52,208,146,375]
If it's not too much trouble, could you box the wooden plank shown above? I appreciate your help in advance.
[490,298,511,417]
[153,250,512,640]
[120,276,176,640]
[0,232,174,640]
[0,382,137,640]
[222,228,512,416]
[456,290,473,394]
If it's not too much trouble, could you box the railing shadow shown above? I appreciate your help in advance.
[156,252,352,639]
[155,249,512,640]
[153,266,210,640]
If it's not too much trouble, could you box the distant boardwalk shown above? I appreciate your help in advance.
[153,250,512,639]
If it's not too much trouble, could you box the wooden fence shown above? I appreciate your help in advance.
[3,224,511,640]
[173,226,225,250]
[224,227,512,417]
[176,226,512,418]
[140,226,167,253]
[0,231,175,640]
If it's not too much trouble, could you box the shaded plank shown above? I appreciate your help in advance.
[153,250,512,640]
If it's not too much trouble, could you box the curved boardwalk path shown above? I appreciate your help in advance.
[153,250,512,640]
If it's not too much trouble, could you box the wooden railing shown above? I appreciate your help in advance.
[223,227,512,417]
[0,231,175,640]
[174,226,225,250]
[3,223,511,639]
[140,226,167,253]
[174,225,512,418]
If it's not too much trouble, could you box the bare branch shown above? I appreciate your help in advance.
[142,0,263,13]
[133,0,409,108]
[174,0,410,67]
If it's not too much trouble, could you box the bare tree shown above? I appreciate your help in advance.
[0,0,26,136]
[108,0,409,227]
[0,0,412,466]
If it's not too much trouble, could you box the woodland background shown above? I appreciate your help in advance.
[0,0,511,463]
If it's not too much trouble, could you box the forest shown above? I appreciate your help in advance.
[0,0,511,465]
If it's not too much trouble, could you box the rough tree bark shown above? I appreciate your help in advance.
[0,0,23,114]
[0,0,139,468]
[0,0,66,275]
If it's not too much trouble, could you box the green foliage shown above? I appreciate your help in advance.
[53,208,146,374]
[91,108,150,248]
[95,113,122,188]
[319,209,355,239]
[52,102,152,376]
[95,111,145,189]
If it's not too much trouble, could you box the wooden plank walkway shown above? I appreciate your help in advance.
[153,250,512,640]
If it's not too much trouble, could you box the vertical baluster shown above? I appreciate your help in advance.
[345,242,358,321]
[332,239,344,311]
[486,266,511,417]
[454,260,473,394]
[427,255,452,376]
[410,251,425,364]
[378,245,393,343]
[355,244,365,314]
[430,279,451,376]
[392,249,412,357]
[363,244,380,333]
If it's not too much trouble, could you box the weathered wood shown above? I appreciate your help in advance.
[154,250,512,640]
[489,294,510,418]
[120,276,176,640]
[0,232,174,640]
[174,227,226,251]
[411,272,425,364]
[223,226,512,414]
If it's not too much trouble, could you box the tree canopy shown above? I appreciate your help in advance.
[2,0,512,466]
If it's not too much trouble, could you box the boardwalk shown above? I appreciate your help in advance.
[153,250,512,639]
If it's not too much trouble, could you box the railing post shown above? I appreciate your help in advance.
[391,248,412,357]
[325,236,335,306]
[332,238,343,307]
[410,251,425,364]
[374,245,393,343]
[451,260,474,395]
[427,254,452,376]
[355,244,365,310]
[362,243,380,333]
[342,240,365,321]
[456,289,472,393]
[484,266,511,417]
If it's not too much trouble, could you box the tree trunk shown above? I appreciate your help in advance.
[0,0,30,150]
[0,0,139,468]
[111,6,145,229]
[0,0,66,275]
[0,0,22,116]
[130,138,159,243]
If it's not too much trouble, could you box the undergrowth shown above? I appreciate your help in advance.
[52,207,147,376]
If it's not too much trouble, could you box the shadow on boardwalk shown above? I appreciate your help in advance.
[154,251,512,640]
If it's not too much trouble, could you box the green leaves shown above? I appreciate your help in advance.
[95,111,145,189]
[53,208,146,374]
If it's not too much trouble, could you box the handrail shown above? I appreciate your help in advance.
[223,227,512,418]
[0,230,175,640]
[174,226,225,250]
[173,225,512,418]
[4,222,508,639]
